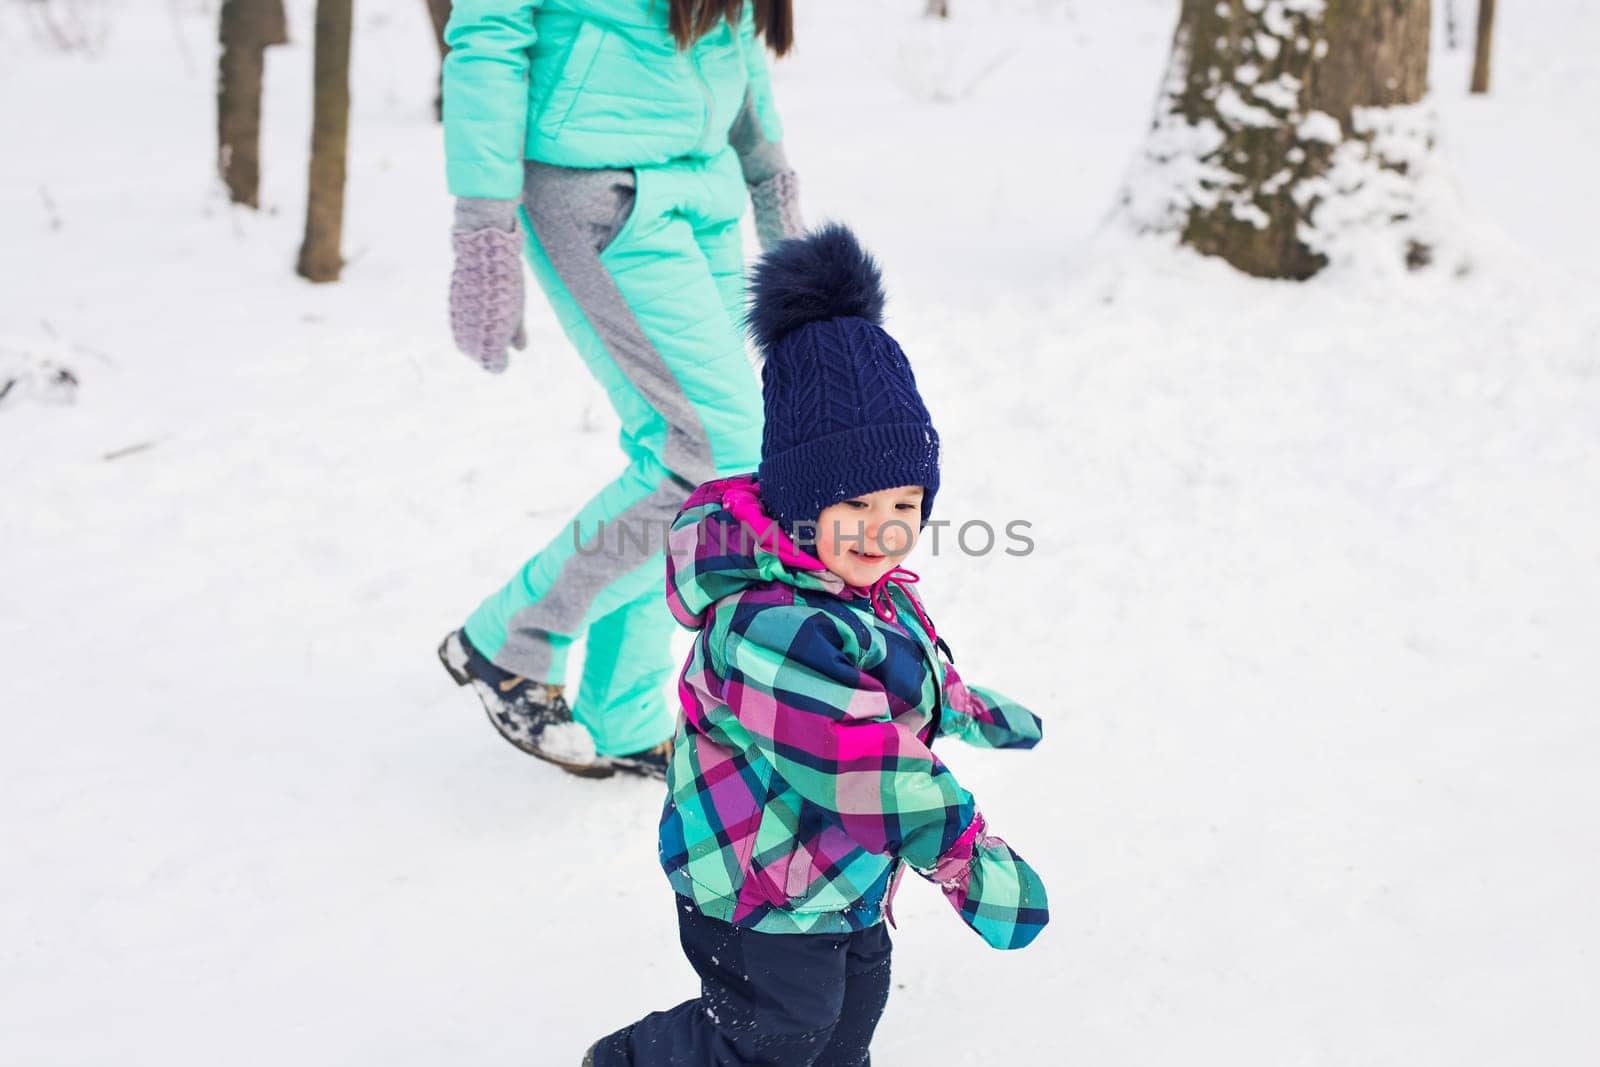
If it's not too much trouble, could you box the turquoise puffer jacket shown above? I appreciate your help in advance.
[442,0,785,199]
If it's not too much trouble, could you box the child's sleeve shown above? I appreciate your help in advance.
[714,603,1051,950]
[937,662,1044,750]
[441,0,543,200]
[713,603,977,874]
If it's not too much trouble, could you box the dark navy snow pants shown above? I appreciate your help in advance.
[589,897,893,1066]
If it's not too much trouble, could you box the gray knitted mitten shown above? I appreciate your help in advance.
[449,201,526,374]
[749,169,805,252]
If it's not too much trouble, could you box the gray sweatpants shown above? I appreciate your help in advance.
[463,150,762,756]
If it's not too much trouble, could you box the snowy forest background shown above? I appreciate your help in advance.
[3,0,1598,1063]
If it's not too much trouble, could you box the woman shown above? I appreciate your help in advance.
[435,0,804,779]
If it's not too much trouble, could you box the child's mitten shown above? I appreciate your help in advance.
[927,814,1049,950]
[449,198,527,374]
[749,169,805,252]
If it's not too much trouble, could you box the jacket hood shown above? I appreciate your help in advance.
[665,474,938,641]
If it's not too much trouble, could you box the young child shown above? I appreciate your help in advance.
[585,225,1048,1066]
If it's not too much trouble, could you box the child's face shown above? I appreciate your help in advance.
[813,485,925,588]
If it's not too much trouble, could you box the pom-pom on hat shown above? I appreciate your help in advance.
[748,223,940,534]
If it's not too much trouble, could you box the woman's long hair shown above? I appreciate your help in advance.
[669,0,793,56]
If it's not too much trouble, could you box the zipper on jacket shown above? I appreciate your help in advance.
[883,860,908,929]
[689,37,716,155]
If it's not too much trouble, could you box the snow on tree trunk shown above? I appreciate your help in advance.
[296,0,352,283]
[1124,0,1437,279]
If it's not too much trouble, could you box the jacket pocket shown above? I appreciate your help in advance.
[745,791,810,907]
[593,167,638,256]
[535,20,607,142]
[783,802,835,901]
[784,838,815,900]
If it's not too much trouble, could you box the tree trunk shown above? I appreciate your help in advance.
[924,0,950,16]
[426,0,452,121]
[1127,0,1434,279]
[217,0,289,208]
[1444,0,1459,50]
[1470,0,1495,93]
[297,0,353,283]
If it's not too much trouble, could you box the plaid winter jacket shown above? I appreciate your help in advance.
[660,474,1049,949]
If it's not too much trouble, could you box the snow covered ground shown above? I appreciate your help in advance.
[3,1,1598,1063]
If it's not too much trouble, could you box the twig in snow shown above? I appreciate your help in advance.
[103,440,158,462]
[39,185,62,232]
[932,47,1015,104]
[71,342,117,368]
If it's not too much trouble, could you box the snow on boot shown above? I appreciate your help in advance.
[437,629,605,776]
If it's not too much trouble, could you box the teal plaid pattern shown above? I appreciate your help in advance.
[659,475,1049,947]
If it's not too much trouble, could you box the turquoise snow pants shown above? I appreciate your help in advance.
[464,150,762,757]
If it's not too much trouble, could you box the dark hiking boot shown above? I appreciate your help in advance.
[598,739,673,782]
[437,629,605,775]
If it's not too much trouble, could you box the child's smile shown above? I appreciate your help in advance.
[813,485,925,588]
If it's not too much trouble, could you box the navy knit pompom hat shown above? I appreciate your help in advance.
[748,223,940,534]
